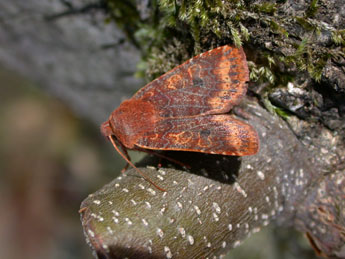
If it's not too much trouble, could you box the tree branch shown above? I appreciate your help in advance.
[80,100,344,258]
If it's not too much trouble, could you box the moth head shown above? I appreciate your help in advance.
[100,121,114,138]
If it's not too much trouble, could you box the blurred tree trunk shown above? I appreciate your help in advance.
[0,0,344,258]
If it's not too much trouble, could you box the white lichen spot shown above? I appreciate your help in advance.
[213,202,221,214]
[157,175,164,181]
[160,207,166,215]
[188,179,194,186]
[130,199,137,206]
[233,240,241,248]
[273,186,278,196]
[93,200,101,205]
[274,200,279,208]
[147,246,152,254]
[158,168,167,175]
[194,205,201,215]
[138,183,145,189]
[207,242,212,248]
[102,244,108,250]
[257,171,265,180]
[112,216,119,224]
[157,228,164,238]
[88,229,95,238]
[146,165,156,170]
[248,206,253,213]
[245,223,249,229]
[263,220,269,226]
[147,188,156,195]
[178,227,186,238]
[164,246,172,259]
[236,223,240,228]
[203,186,209,191]
[252,227,261,233]
[122,188,129,193]
[217,186,222,190]
[271,210,276,216]
[233,182,247,198]
[142,218,149,226]
[187,235,194,245]
[265,196,270,203]
[177,202,183,209]
[115,183,120,188]
[125,218,132,225]
[222,241,227,248]
[299,168,304,178]
[246,164,253,170]
[228,224,233,231]
[107,226,113,235]
[213,212,219,222]
[112,210,119,216]
[261,213,269,220]
[108,201,113,205]
[173,180,178,185]
[180,187,187,194]
[145,202,152,209]
[162,192,167,198]
[198,218,203,225]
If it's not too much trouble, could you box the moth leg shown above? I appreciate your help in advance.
[108,136,166,192]
[232,106,253,120]
[119,142,130,173]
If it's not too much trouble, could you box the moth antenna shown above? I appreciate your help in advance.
[108,136,166,192]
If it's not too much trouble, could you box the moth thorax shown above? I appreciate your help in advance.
[109,99,156,148]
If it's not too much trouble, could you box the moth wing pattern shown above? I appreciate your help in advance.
[135,115,259,156]
[132,45,249,118]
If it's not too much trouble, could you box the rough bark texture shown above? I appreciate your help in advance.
[1,0,344,258]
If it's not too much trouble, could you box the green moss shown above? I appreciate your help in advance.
[253,2,277,15]
[248,61,275,85]
[262,97,291,120]
[331,29,345,45]
[306,0,319,18]
[104,0,342,86]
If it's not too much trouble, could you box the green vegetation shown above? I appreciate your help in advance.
[104,0,344,118]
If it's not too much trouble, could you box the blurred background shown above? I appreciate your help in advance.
[0,65,124,259]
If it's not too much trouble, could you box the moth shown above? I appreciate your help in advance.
[101,45,259,191]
